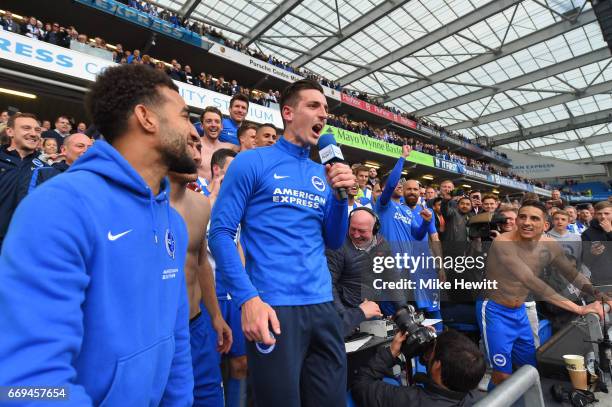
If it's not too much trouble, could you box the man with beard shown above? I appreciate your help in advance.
[374,148,432,316]
[403,179,443,328]
[169,133,232,406]
[0,64,197,405]
[479,200,608,388]
[198,106,238,191]
[375,146,431,261]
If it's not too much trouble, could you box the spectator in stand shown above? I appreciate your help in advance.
[264,89,277,107]
[355,165,372,205]
[469,190,482,215]
[23,16,41,39]
[42,115,71,148]
[546,210,582,261]
[76,122,87,133]
[183,65,195,85]
[0,113,59,249]
[41,120,51,131]
[565,206,582,235]
[439,180,454,199]
[52,133,93,172]
[219,93,249,146]
[425,186,437,202]
[195,72,206,88]
[498,205,517,234]
[1,12,21,34]
[255,123,277,147]
[43,22,68,47]
[168,60,186,82]
[482,194,499,213]
[237,123,257,152]
[367,168,378,187]
[76,33,88,45]
[582,201,612,286]
[38,137,63,165]
[229,80,241,96]
[127,49,141,64]
[0,110,8,125]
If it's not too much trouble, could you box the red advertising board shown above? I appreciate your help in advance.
[340,93,417,129]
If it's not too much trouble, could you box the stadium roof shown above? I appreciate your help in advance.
[157,0,612,164]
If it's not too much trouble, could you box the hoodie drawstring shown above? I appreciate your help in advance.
[149,193,158,243]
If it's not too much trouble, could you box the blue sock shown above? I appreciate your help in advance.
[226,378,243,407]
[487,379,496,392]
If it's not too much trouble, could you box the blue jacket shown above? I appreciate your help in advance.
[209,137,348,307]
[219,117,240,146]
[0,141,193,406]
[0,146,59,249]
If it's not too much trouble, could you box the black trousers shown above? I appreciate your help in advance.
[247,302,347,407]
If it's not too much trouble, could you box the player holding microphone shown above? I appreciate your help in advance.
[209,79,355,407]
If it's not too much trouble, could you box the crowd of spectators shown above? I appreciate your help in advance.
[114,1,508,158]
[1,7,544,188]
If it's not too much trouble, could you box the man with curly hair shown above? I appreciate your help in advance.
[0,64,198,406]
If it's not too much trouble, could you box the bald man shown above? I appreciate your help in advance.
[326,207,396,337]
[53,133,93,172]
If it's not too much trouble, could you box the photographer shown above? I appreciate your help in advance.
[352,329,485,407]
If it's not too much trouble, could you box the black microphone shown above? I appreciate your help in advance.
[318,133,347,200]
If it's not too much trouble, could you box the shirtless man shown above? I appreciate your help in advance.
[478,199,608,388]
[206,148,248,407]
[169,131,233,406]
[198,106,238,188]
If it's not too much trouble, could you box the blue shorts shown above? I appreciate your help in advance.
[190,310,224,407]
[219,298,246,358]
[476,299,536,374]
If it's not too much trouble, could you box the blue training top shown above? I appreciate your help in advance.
[374,156,430,256]
[209,137,348,307]
[219,117,240,146]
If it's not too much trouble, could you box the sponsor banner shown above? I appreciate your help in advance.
[502,148,605,178]
[533,186,552,197]
[339,93,417,129]
[178,84,283,128]
[208,44,341,101]
[440,131,511,165]
[323,126,434,167]
[564,195,609,202]
[493,174,534,192]
[418,123,440,137]
[75,0,204,47]
[459,166,492,182]
[434,158,459,173]
[0,30,283,128]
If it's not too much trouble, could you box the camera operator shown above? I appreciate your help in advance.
[352,329,485,407]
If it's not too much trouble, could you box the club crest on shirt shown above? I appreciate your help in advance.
[165,229,175,259]
[311,176,325,192]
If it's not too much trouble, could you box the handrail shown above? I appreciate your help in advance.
[474,365,545,407]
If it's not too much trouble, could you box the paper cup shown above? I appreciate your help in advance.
[563,354,585,371]
[567,368,588,391]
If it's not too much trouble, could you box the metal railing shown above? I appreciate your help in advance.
[474,365,545,407]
